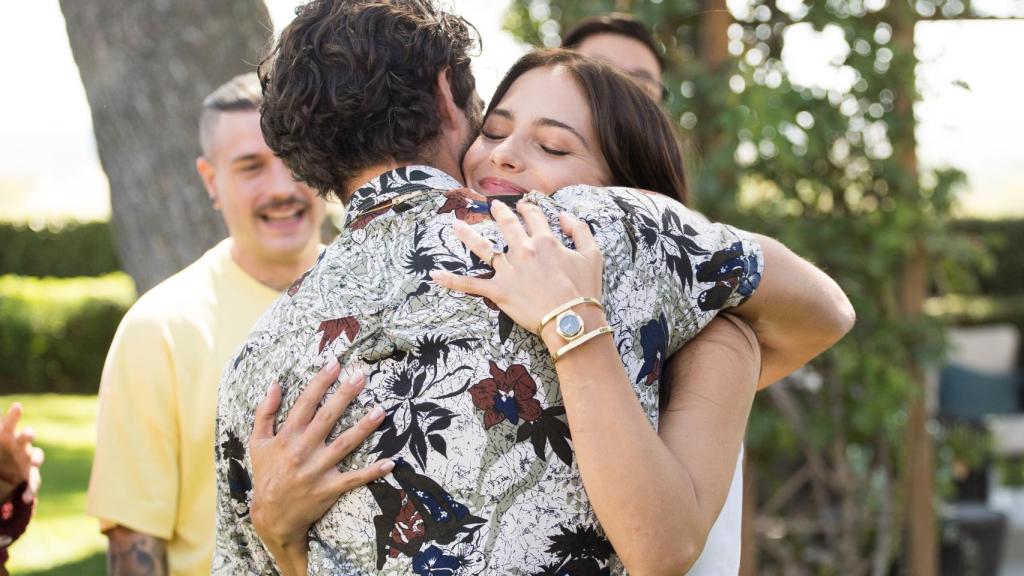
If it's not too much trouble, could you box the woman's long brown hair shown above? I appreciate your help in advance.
[485,48,689,206]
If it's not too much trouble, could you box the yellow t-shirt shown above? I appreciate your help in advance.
[87,238,281,576]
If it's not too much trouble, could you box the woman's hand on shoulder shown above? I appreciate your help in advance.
[249,360,393,575]
[430,200,605,338]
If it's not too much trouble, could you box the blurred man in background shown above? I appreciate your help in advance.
[87,73,326,576]
[562,12,668,102]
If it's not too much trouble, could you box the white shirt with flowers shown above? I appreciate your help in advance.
[213,165,763,575]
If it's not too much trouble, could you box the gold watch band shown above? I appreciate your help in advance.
[552,325,614,363]
[536,297,603,336]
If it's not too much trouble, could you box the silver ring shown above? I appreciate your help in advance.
[485,244,503,267]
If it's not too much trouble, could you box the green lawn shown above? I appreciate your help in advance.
[2,394,106,575]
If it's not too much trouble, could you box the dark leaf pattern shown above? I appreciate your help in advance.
[220,432,251,518]
[531,524,615,576]
[516,406,573,466]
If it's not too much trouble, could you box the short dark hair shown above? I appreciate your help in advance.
[561,13,665,73]
[199,73,262,157]
[259,0,480,200]
[487,49,688,205]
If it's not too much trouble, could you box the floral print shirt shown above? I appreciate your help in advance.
[213,165,763,575]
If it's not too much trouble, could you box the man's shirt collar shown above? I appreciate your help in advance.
[345,165,462,228]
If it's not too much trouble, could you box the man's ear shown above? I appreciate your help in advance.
[434,67,460,130]
[196,156,221,209]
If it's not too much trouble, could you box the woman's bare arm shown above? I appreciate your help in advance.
[733,235,855,388]
[541,311,758,574]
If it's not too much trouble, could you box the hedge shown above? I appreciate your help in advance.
[951,218,1024,297]
[0,273,135,394]
[0,220,120,278]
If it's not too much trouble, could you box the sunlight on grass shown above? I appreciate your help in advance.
[2,394,106,575]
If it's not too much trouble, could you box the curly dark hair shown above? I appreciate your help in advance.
[259,0,480,200]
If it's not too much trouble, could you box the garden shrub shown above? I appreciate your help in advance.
[0,273,135,394]
[951,218,1024,297]
[0,220,120,278]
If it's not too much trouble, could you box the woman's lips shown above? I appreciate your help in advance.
[477,177,527,197]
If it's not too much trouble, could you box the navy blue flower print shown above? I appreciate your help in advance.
[696,241,761,311]
[368,459,484,569]
[635,314,669,387]
[412,545,461,576]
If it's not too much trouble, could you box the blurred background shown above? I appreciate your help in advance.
[1,0,1021,574]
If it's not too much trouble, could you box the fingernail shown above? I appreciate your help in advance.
[369,405,385,420]
[379,459,395,473]
[429,270,447,282]
[453,220,468,230]
[325,356,339,372]
[346,372,364,388]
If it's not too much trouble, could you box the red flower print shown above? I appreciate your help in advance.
[349,209,387,231]
[317,316,360,353]
[438,188,492,224]
[468,361,542,428]
[388,490,426,558]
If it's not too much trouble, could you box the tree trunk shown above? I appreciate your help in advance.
[693,0,736,216]
[60,0,272,293]
[889,4,937,574]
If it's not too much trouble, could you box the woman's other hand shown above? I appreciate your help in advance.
[248,359,393,576]
[431,200,604,339]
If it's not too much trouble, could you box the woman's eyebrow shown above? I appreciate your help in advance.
[490,108,514,120]
[535,117,590,150]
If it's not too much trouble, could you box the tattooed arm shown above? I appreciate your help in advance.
[106,527,167,576]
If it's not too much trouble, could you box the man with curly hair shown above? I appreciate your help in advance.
[214,1,853,575]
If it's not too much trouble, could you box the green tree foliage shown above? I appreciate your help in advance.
[506,1,978,572]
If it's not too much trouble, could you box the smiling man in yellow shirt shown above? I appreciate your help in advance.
[86,73,327,576]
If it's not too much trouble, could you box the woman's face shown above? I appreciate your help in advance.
[462,65,612,197]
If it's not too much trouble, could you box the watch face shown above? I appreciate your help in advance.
[557,311,584,339]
